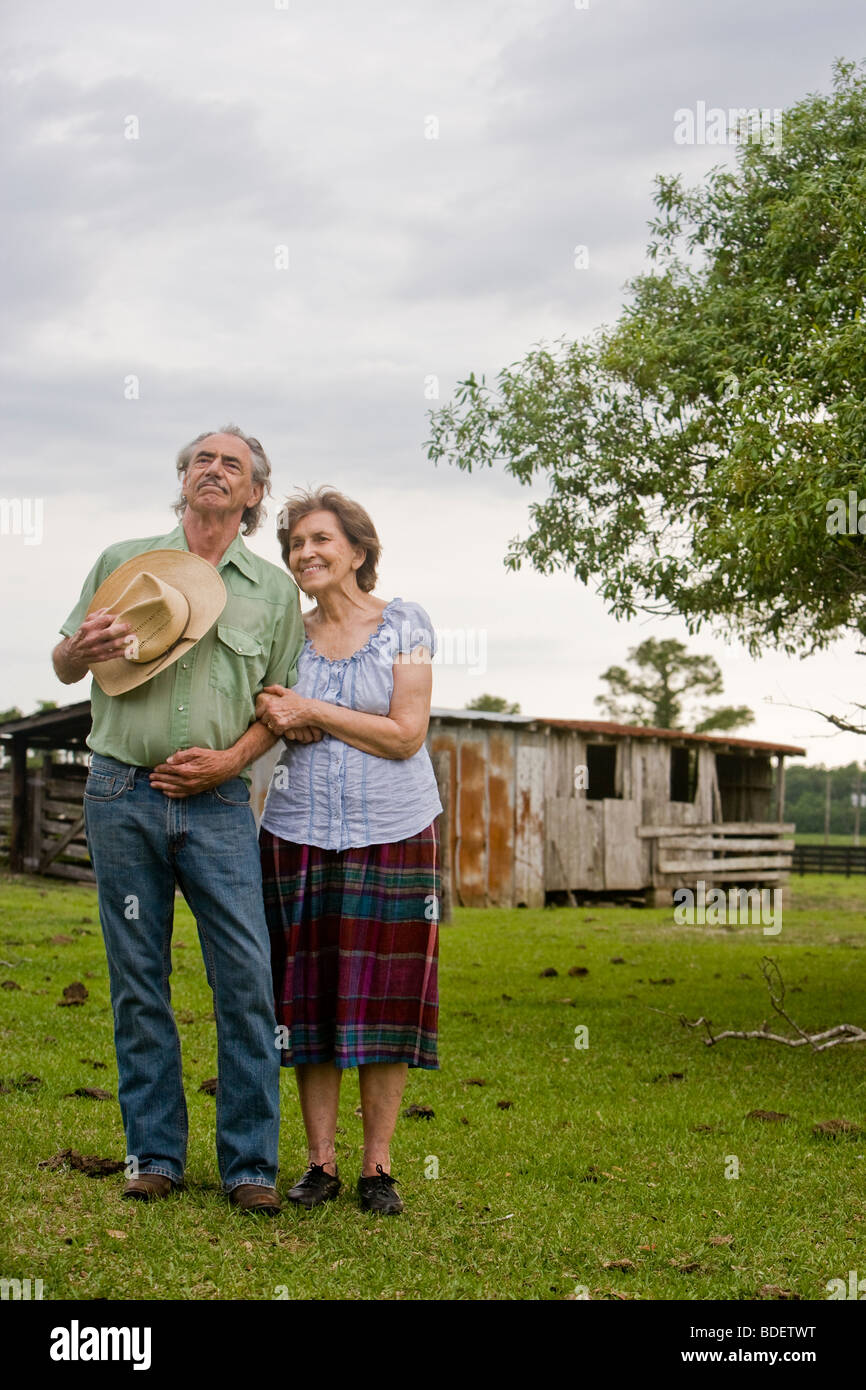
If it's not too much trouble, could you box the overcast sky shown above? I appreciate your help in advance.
[2,0,864,765]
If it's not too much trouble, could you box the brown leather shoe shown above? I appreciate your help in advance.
[122,1173,175,1201]
[228,1184,281,1215]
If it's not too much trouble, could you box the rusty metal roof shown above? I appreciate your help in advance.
[429,708,805,756]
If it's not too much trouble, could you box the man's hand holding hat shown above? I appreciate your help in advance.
[62,608,134,678]
[83,550,227,696]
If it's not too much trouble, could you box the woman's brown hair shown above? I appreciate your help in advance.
[277,488,381,592]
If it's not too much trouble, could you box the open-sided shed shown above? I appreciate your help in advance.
[0,702,92,880]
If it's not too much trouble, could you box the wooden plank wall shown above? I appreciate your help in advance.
[546,737,644,892]
[428,724,546,908]
[603,800,644,888]
[514,741,545,907]
[456,734,488,906]
[487,733,516,903]
[543,730,596,891]
[0,770,10,861]
[35,762,92,882]
[544,797,603,891]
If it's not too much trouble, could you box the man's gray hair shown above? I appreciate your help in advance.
[174,423,272,536]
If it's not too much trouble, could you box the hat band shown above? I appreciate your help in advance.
[154,614,193,661]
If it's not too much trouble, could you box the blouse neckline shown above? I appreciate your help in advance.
[303,597,402,665]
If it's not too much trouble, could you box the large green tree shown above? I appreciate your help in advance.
[426,61,866,668]
[596,638,753,732]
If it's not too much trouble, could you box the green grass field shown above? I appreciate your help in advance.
[794,833,866,846]
[0,871,864,1301]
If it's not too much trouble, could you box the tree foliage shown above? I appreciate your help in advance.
[785,761,866,835]
[596,638,753,731]
[426,61,866,659]
[466,693,521,714]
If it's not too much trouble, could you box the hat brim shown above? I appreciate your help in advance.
[86,549,227,696]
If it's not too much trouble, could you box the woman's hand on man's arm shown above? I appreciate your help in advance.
[284,725,323,744]
[256,687,323,744]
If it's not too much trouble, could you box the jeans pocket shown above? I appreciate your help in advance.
[84,771,129,801]
[212,777,251,806]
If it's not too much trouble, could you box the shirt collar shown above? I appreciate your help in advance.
[163,523,259,582]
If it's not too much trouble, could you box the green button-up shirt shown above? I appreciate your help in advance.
[61,524,304,774]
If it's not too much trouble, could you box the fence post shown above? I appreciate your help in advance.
[793,844,866,875]
[26,753,49,873]
[9,737,27,873]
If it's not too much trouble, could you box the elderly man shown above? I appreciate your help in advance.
[52,425,305,1214]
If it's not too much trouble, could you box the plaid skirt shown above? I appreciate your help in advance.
[259,822,440,1069]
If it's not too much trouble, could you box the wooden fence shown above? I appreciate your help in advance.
[638,822,796,888]
[0,770,10,863]
[791,843,866,876]
[1,759,93,882]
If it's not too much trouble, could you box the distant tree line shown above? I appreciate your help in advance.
[785,763,866,836]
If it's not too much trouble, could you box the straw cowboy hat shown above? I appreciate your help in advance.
[86,550,227,696]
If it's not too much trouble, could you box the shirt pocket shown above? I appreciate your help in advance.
[209,622,267,704]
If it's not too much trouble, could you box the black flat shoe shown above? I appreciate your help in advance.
[357,1164,404,1215]
[287,1163,342,1209]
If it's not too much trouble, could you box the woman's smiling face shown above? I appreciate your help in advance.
[287,509,365,595]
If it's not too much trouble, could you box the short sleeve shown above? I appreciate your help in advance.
[262,578,306,690]
[59,548,117,638]
[387,598,437,658]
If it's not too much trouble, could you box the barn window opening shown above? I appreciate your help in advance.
[670,746,698,803]
[585,743,618,800]
[715,752,773,821]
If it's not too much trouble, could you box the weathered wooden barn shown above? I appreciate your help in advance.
[435,711,804,906]
[1,702,804,906]
[428,709,803,906]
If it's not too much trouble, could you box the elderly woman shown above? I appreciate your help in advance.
[256,488,442,1215]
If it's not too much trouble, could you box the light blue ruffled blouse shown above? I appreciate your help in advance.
[260,597,443,850]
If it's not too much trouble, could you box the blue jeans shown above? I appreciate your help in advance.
[83,753,280,1191]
